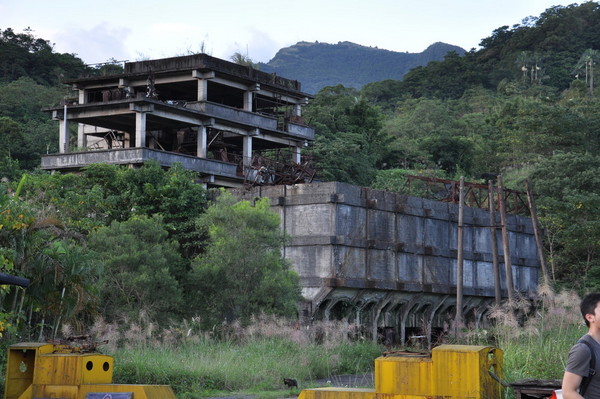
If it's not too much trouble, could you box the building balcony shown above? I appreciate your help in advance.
[41,148,242,185]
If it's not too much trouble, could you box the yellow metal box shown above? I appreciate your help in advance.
[34,352,113,385]
[4,341,176,399]
[4,343,54,399]
[375,344,503,399]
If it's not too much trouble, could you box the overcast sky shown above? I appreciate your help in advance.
[0,0,582,65]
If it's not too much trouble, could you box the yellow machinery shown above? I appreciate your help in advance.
[4,342,176,399]
[298,344,504,399]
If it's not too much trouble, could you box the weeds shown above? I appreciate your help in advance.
[87,315,382,395]
[489,288,585,382]
[0,289,588,398]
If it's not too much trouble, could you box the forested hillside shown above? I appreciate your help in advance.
[1,1,600,343]
[259,41,465,94]
[304,1,600,292]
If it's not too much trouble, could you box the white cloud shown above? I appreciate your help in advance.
[52,25,131,64]
[222,28,289,64]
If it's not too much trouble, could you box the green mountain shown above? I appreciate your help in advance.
[258,41,466,94]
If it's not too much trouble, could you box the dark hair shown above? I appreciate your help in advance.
[581,293,600,327]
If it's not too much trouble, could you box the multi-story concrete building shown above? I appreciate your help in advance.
[42,54,315,187]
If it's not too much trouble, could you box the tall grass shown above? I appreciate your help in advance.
[452,288,585,383]
[100,289,585,396]
[0,289,587,397]
[491,289,585,382]
[88,314,382,396]
[110,338,380,395]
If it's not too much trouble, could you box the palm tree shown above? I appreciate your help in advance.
[575,49,600,96]
[516,51,531,79]
[515,51,543,83]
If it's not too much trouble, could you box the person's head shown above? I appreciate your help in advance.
[581,293,600,327]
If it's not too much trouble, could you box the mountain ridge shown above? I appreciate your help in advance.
[258,41,466,94]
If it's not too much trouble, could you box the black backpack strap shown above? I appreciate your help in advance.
[579,336,597,397]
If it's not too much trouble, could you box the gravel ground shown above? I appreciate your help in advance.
[312,373,374,389]
[203,373,375,399]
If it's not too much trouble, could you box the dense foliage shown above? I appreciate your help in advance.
[189,191,301,328]
[0,164,301,342]
[303,1,600,294]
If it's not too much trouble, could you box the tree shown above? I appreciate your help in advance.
[88,215,185,324]
[0,78,69,169]
[399,51,483,99]
[530,152,600,289]
[304,85,390,186]
[0,176,101,340]
[0,27,88,85]
[419,135,474,175]
[574,49,600,96]
[23,162,208,258]
[188,191,300,327]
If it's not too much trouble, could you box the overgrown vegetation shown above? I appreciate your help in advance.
[1,4,600,396]
[86,316,380,396]
[0,163,301,346]
[25,290,581,398]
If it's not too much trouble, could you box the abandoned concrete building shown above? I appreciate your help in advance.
[42,54,316,187]
[42,54,541,344]
[234,182,540,344]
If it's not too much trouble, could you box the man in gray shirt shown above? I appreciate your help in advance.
[563,293,600,399]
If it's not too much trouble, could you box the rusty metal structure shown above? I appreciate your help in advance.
[243,153,316,187]
[400,175,530,215]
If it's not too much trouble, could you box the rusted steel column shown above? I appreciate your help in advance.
[456,176,465,326]
[497,175,514,304]
[526,179,549,285]
[488,180,502,305]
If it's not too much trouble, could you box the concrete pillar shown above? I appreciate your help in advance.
[292,146,302,164]
[243,91,253,111]
[294,97,308,117]
[293,104,302,117]
[197,125,207,158]
[197,79,208,102]
[77,124,86,150]
[243,135,253,167]
[135,111,147,148]
[78,89,86,104]
[59,105,69,153]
